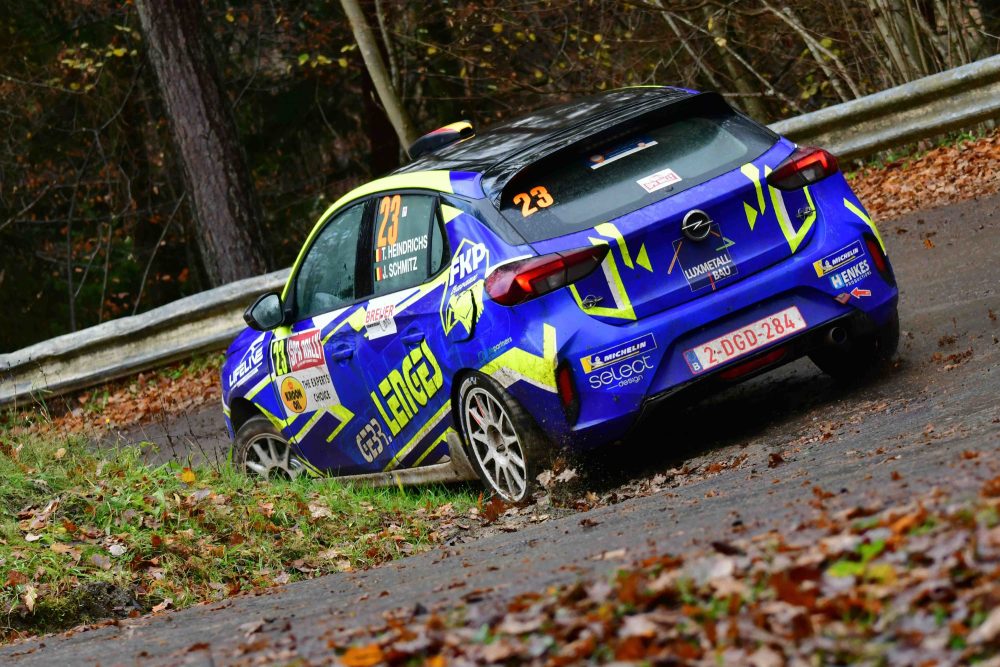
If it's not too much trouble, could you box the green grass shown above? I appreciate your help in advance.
[0,427,474,640]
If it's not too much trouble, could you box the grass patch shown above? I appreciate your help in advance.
[0,427,474,641]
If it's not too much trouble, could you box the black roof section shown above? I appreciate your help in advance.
[395,86,698,198]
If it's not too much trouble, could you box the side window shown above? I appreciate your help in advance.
[294,203,366,320]
[372,194,444,296]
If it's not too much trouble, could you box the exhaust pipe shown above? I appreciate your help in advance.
[826,326,848,346]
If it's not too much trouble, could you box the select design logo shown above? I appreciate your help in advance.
[580,333,657,374]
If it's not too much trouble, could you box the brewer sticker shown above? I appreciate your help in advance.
[636,167,682,193]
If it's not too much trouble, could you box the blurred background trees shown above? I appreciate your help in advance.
[1,0,997,351]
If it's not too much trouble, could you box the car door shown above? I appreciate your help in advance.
[352,192,455,473]
[271,200,378,475]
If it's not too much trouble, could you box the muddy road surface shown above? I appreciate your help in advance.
[5,191,1000,665]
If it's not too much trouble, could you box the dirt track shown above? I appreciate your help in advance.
[4,191,1000,665]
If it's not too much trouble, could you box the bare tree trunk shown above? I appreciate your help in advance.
[762,1,862,101]
[135,0,267,287]
[700,8,772,120]
[340,0,417,148]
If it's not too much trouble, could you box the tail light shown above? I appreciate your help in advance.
[766,146,839,190]
[556,362,580,424]
[863,233,895,286]
[485,245,609,306]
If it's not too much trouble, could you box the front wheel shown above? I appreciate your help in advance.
[457,373,551,502]
[233,415,307,482]
[809,309,900,381]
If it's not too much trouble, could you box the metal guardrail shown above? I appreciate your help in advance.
[770,55,1000,159]
[3,55,999,407]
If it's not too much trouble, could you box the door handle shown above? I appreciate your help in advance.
[331,344,354,361]
[401,331,425,347]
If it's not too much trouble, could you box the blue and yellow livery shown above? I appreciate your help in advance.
[222,88,899,501]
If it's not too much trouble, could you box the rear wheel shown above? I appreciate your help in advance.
[809,309,899,381]
[233,415,306,482]
[457,373,551,502]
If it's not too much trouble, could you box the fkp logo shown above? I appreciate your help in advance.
[441,239,489,336]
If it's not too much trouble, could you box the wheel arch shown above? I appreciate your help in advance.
[449,368,479,448]
[228,396,267,435]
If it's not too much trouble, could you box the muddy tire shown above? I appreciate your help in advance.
[232,415,306,482]
[457,373,551,502]
[809,309,900,381]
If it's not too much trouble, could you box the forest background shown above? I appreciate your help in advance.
[1,0,997,352]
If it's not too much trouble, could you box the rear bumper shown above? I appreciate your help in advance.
[537,216,898,450]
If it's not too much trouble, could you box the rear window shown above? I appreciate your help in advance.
[498,95,775,242]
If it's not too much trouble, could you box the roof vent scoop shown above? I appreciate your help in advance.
[407,121,475,160]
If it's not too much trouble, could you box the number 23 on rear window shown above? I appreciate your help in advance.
[511,186,554,217]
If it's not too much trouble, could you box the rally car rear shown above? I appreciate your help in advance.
[481,91,899,449]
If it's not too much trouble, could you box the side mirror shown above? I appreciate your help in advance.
[244,292,285,331]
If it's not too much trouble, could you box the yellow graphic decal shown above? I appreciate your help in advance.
[741,161,816,253]
[440,204,463,224]
[569,238,636,320]
[740,163,766,227]
[370,340,444,437]
[383,401,451,472]
[479,323,558,391]
[594,222,633,269]
[768,181,816,254]
[412,428,453,467]
[636,243,652,272]
[843,199,886,253]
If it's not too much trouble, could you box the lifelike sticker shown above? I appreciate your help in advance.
[441,239,489,337]
[636,167,681,193]
[271,330,339,415]
[580,333,657,374]
[370,340,443,436]
[668,223,738,291]
[365,294,398,340]
[683,306,807,374]
[228,333,265,389]
[813,240,864,277]
[588,136,657,170]
[355,417,392,463]
[829,259,871,290]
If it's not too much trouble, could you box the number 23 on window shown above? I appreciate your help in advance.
[512,186,554,217]
[377,194,401,248]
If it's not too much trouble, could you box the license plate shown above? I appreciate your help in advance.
[684,306,807,374]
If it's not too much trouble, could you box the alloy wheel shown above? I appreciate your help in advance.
[243,433,305,481]
[464,387,528,500]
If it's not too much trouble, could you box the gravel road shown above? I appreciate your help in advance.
[5,191,999,666]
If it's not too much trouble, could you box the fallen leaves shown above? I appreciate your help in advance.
[848,129,1000,223]
[331,486,1000,666]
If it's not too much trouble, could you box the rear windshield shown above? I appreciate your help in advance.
[498,95,775,242]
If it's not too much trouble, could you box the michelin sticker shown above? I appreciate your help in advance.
[580,334,657,389]
[813,240,864,278]
[271,330,339,415]
[365,294,398,340]
[441,239,489,337]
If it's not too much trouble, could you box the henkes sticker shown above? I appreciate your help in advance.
[636,167,682,193]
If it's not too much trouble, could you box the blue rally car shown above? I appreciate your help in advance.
[222,88,898,501]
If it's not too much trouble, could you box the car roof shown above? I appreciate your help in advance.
[395,86,697,197]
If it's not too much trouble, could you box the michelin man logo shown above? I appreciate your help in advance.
[440,239,489,336]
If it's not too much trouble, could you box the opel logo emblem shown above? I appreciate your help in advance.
[681,209,713,242]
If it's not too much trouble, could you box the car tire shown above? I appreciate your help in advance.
[457,372,551,503]
[809,309,899,381]
[233,415,306,482]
